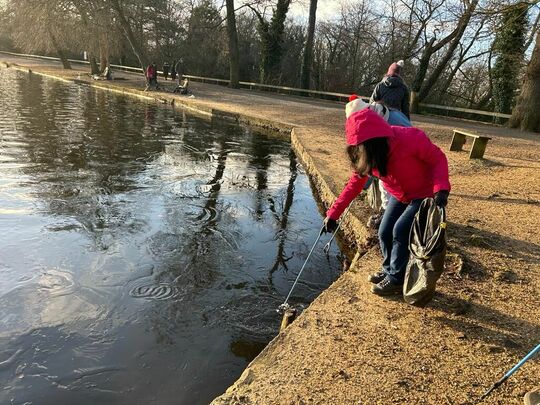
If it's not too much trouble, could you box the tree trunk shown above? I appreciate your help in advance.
[410,91,420,114]
[48,30,71,69]
[409,0,478,112]
[226,0,240,88]
[71,1,99,74]
[410,44,432,113]
[300,0,318,89]
[109,0,148,71]
[417,0,479,103]
[99,46,109,73]
[509,31,540,132]
[89,52,100,75]
[58,50,72,69]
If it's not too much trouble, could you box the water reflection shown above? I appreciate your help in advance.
[0,69,342,404]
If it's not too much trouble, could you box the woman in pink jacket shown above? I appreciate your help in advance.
[324,108,450,296]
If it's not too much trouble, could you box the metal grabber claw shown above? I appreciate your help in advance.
[277,303,291,314]
[279,305,297,332]
[322,206,351,255]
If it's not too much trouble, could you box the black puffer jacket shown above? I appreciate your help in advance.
[370,76,411,119]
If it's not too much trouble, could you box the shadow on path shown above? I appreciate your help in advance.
[430,292,540,356]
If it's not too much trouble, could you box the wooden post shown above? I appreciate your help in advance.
[449,131,466,151]
[279,308,297,331]
[469,137,490,159]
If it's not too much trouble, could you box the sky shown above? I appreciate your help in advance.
[288,0,339,22]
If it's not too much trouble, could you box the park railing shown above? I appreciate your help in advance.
[0,50,512,123]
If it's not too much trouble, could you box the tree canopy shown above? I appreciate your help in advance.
[1,0,539,130]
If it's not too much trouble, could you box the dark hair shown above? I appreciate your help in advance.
[347,137,389,177]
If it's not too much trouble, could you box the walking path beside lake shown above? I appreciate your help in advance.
[2,54,539,404]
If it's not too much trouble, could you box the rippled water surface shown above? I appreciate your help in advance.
[0,69,342,404]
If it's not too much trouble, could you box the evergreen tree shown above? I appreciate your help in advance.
[251,0,292,84]
[509,30,540,132]
[491,2,528,117]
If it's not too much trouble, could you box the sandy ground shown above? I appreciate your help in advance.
[1,55,539,405]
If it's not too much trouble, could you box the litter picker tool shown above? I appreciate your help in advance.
[277,225,325,330]
[322,206,350,255]
[478,342,540,403]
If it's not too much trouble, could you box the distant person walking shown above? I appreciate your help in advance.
[170,60,177,82]
[145,63,158,91]
[370,60,411,119]
[162,61,170,81]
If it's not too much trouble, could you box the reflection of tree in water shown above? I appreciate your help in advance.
[244,130,300,283]
[247,131,272,219]
[146,126,297,346]
[10,72,301,352]
[12,75,168,248]
[142,124,237,347]
[154,124,234,292]
[152,123,299,293]
[267,151,298,283]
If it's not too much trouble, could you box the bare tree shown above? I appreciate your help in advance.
[226,0,240,87]
[410,0,480,112]
[300,0,318,89]
[8,0,77,69]
[108,0,149,70]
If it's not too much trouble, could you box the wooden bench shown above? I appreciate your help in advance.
[449,130,492,159]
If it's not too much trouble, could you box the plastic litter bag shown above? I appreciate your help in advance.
[366,177,382,211]
[403,198,447,306]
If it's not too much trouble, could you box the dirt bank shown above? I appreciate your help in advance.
[2,55,539,404]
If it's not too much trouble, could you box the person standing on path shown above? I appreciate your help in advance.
[144,63,159,91]
[347,95,412,128]
[170,60,177,82]
[370,60,411,119]
[323,108,450,296]
[162,61,170,80]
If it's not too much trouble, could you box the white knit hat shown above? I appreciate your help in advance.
[346,94,390,122]
[345,95,369,118]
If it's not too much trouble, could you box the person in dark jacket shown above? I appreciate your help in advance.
[170,60,177,82]
[162,61,170,80]
[370,60,411,119]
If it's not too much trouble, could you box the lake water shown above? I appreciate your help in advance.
[0,69,342,404]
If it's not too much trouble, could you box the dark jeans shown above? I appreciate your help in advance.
[378,196,423,284]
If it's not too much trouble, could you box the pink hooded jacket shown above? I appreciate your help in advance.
[326,109,450,220]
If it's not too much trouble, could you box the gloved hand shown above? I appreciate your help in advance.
[323,217,338,233]
[434,190,449,208]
